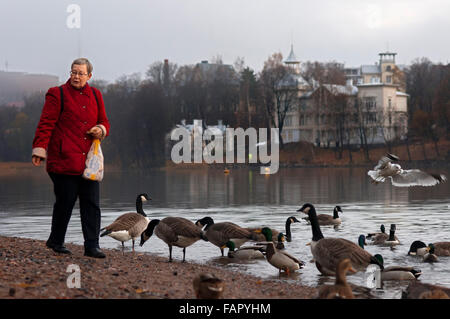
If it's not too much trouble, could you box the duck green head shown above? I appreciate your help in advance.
[277,233,285,242]
[358,235,366,249]
[380,224,386,233]
[427,243,435,254]
[261,227,273,241]
[373,254,384,267]
[224,241,236,252]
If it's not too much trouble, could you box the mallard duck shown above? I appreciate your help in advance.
[402,281,450,299]
[366,224,386,240]
[225,241,265,259]
[358,234,367,249]
[195,217,257,256]
[193,273,224,299]
[303,206,343,226]
[264,242,305,274]
[371,224,400,246]
[297,203,383,276]
[408,240,450,256]
[139,216,204,262]
[373,254,421,281]
[318,259,356,299]
[100,193,150,252]
[247,216,300,243]
[368,153,447,187]
[423,243,439,262]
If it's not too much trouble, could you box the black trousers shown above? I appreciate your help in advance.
[48,172,101,249]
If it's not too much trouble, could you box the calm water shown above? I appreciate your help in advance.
[1,166,449,299]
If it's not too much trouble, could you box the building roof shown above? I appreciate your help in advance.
[277,72,310,89]
[284,45,300,64]
[361,65,380,74]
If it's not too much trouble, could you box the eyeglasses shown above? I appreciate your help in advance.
[70,71,89,77]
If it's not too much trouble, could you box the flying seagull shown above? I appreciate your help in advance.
[367,153,447,187]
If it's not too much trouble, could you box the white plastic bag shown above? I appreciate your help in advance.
[82,139,104,181]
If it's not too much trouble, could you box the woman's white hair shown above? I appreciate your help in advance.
[71,58,93,74]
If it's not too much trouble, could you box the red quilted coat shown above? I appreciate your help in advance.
[32,79,110,175]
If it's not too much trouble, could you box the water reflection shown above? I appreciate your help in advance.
[0,166,449,299]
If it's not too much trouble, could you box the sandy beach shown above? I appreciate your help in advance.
[0,236,318,299]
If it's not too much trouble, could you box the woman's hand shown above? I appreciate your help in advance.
[87,126,103,139]
[32,155,44,166]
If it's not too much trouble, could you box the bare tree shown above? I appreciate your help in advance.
[259,53,298,148]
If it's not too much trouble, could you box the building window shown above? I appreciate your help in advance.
[386,65,392,72]
[300,115,305,125]
[364,97,377,110]
[386,76,392,83]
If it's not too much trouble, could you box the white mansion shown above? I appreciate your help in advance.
[278,47,408,147]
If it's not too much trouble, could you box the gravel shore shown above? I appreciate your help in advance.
[0,236,317,299]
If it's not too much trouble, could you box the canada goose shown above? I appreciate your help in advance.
[423,243,439,262]
[402,281,450,299]
[100,193,150,252]
[373,254,421,281]
[264,242,305,275]
[225,241,265,260]
[139,217,204,262]
[297,203,383,276]
[408,240,450,256]
[318,259,356,299]
[247,216,300,243]
[372,224,400,246]
[368,153,447,187]
[193,273,224,299]
[195,217,258,256]
[303,206,343,226]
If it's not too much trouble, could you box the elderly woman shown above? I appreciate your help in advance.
[32,58,110,258]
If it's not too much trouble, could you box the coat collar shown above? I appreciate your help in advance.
[65,78,92,96]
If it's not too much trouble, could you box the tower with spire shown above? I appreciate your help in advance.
[284,44,301,74]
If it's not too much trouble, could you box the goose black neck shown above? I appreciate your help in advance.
[333,208,340,219]
[285,219,292,242]
[388,230,396,241]
[136,197,147,217]
[145,219,160,236]
[308,208,324,241]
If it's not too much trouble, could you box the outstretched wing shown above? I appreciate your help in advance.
[374,153,399,170]
[391,170,446,187]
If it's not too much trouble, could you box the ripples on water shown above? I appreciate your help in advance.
[0,167,449,299]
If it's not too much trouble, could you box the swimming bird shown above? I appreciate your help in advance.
[195,217,258,256]
[369,224,400,246]
[225,241,265,260]
[264,242,305,275]
[303,206,343,226]
[359,238,420,281]
[367,153,447,187]
[317,259,356,299]
[423,243,439,263]
[298,203,383,276]
[408,240,450,256]
[373,254,421,281]
[246,216,301,243]
[100,193,150,252]
[193,273,224,299]
[139,217,204,262]
[366,224,386,240]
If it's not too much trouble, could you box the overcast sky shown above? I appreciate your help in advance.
[1,0,449,83]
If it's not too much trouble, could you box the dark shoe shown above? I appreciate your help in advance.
[46,240,72,254]
[84,247,106,258]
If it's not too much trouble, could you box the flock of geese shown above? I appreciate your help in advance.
[99,154,448,299]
